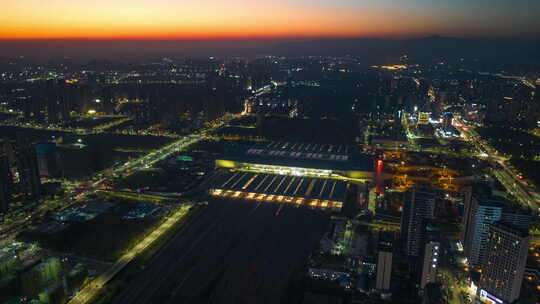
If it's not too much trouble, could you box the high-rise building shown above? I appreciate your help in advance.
[420,236,440,289]
[15,136,41,198]
[464,196,530,268]
[35,143,60,178]
[401,187,436,257]
[376,234,393,291]
[17,147,42,198]
[460,186,474,246]
[479,222,529,304]
[376,251,392,291]
[0,150,13,212]
[467,200,503,267]
[44,81,71,123]
[2,141,17,179]
[501,211,531,231]
[101,86,115,114]
[417,112,431,125]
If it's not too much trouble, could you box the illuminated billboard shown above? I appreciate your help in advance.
[479,289,504,304]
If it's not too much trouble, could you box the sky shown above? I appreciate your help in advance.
[1,0,540,40]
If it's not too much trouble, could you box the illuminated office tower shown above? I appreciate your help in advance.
[479,222,529,304]
[467,200,503,267]
[401,187,436,257]
[464,196,530,268]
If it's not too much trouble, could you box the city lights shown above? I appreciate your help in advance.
[1,11,539,302]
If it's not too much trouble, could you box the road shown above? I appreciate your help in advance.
[453,117,539,212]
[0,113,238,304]
[67,204,193,304]
[64,115,238,304]
[115,199,331,304]
[0,115,180,138]
[0,114,236,239]
[110,114,236,176]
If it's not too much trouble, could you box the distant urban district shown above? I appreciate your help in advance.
[1,55,540,304]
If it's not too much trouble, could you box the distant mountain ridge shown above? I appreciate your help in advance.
[1,36,539,63]
[266,36,540,63]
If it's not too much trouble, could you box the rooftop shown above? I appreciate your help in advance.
[222,141,374,172]
[491,221,530,238]
[214,171,348,202]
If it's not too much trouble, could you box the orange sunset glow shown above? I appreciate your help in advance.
[3,0,539,40]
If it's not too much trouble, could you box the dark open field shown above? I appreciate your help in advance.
[19,197,162,262]
[215,116,357,145]
[115,199,332,304]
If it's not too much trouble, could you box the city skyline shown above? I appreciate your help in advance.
[2,0,540,40]
[2,52,540,304]
[2,2,540,303]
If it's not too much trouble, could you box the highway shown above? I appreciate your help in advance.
[67,204,193,304]
[110,114,236,176]
[0,113,239,304]
[453,117,539,212]
[61,115,238,304]
[400,111,539,211]
[0,114,181,138]
[0,114,235,239]
[115,199,331,304]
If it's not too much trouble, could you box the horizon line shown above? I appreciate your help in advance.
[1,34,539,42]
